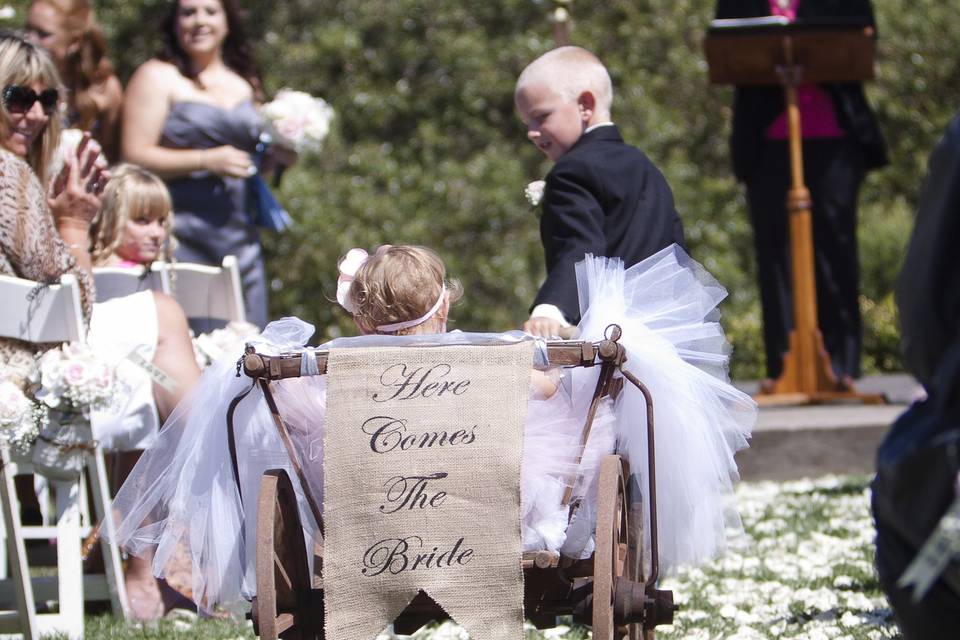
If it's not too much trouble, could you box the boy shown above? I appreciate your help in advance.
[515,46,685,337]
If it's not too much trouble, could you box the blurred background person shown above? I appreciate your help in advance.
[715,0,888,389]
[25,0,122,161]
[873,109,960,639]
[121,0,272,327]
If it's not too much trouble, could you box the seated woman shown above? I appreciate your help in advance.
[85,163,202,619]
[0,34,199,621]
[110,243,756,612]
[0,31,103,385]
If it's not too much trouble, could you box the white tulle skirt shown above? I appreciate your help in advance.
[107,244,755,611]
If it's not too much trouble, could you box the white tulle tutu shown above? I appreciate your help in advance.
[107,244,755,611]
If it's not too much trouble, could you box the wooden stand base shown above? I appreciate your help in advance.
[754,328,886,406]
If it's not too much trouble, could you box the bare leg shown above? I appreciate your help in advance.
[120,293,201,619]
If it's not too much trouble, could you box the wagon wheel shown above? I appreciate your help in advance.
[254,469,316,639]
[624,469,646,640]
[593,454,627,639]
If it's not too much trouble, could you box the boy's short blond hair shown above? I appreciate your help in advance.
[515,46,613,114]
[89,163,174,265]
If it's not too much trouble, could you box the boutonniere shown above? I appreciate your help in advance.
[524,180,545,207]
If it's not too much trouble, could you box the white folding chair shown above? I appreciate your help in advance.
[92,265,170,302]
[153,255,247,325]
[0,274,128,638]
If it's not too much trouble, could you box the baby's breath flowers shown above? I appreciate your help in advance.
[0,379,45,451]
[525,180,546,207]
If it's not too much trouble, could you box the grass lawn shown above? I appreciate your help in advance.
[64,475,900,640]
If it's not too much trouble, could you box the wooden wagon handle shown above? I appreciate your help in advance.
[242,339,601,381]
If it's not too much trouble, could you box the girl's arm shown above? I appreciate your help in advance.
[121,60,253,180]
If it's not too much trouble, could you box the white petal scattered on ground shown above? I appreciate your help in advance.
[365,475,899,640]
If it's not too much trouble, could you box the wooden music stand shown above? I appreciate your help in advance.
[704,18,884,405]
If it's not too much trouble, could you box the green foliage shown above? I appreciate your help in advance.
[3,0,954,378]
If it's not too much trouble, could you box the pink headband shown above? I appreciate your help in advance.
[336,246,446,333]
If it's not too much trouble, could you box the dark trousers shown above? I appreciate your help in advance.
[745,137,865,379]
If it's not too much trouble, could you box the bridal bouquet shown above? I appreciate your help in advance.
[260,88,335,154]
[0,380,45,452]
[31,343,118,415]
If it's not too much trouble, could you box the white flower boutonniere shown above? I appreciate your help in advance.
[525,180,546,206]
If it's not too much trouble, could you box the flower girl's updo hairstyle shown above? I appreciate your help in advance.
[338,245,463,336]
[89,163,173,265]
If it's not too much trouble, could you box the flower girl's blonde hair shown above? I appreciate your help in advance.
[89,163,174,266]
[343,245,463,335]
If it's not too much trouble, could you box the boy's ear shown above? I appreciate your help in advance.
[577,91,596,124]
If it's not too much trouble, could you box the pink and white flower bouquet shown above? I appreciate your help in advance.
[0,379,45,451]
[260,89,335,154]
[30,343,118,415]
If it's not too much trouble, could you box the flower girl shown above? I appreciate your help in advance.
[108,243,755,612]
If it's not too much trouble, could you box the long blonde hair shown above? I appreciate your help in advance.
[0,32,64,185]
[89,163,174,266]
[348,245,463,335]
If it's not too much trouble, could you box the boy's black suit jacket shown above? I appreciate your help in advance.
[714,0,888,181]
[533,124,685,323]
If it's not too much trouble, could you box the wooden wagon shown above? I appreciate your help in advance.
[232,326,676,639]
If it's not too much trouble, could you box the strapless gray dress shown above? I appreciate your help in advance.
[161,100,267,327]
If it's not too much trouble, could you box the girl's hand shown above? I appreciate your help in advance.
[201,145,254,178]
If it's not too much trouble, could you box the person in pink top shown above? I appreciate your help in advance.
[715,0,888,389]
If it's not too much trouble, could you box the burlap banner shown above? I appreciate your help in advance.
[324,341,533,639]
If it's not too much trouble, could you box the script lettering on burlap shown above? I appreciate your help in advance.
[324,341,533,639]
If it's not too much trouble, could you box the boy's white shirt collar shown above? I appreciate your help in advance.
[584,121,615,134]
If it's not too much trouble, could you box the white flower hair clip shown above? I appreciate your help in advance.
[336,245,393,313]
[336,248,369,313]
[525,180,545,206]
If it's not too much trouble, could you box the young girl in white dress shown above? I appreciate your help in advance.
[86,164,201,619]
[109,243,756,613]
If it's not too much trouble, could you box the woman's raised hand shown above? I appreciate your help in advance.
[201,145,254,178]
[49,132,109,228]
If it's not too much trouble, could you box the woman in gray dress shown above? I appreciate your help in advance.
[121,0,274,327]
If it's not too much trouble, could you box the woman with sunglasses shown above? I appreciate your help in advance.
[0,32,105,382]
[24,0,123,162]
[0,34,201,620]
[122,0,282,328]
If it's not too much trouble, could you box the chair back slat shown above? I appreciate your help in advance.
[92,265,169,302]
[152,255,246,323]
[0,273,85,344]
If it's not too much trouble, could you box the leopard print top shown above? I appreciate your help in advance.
[0,147,94,386]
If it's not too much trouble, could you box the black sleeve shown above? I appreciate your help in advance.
[532,158,607,322]
[897,111,960,389]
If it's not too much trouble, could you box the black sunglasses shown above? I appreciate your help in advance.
[2,85,58,115]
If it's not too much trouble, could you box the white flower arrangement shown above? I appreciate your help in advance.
[192,321,261,369]
[525,179,546,207]
[0,379,45,451]
[30,343,118,415]
[260,89,335,154]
